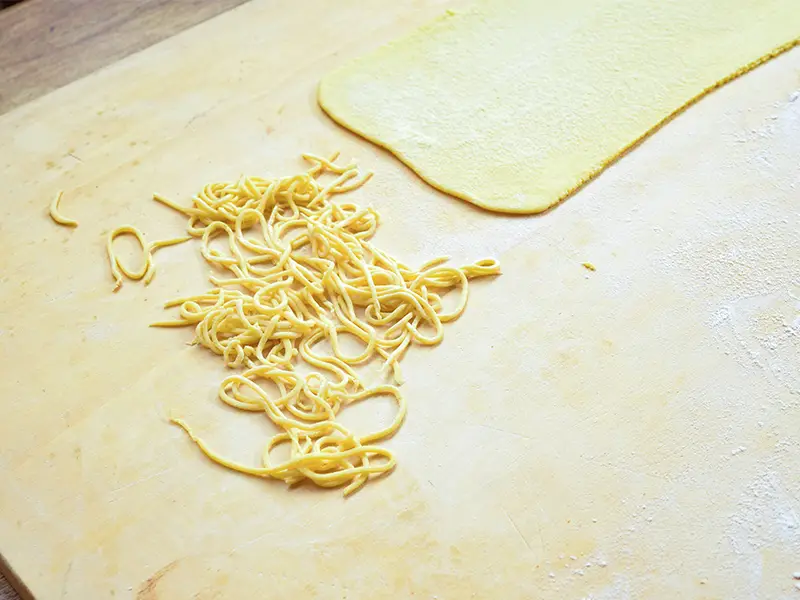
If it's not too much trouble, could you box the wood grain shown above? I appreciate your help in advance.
[0,579,18,600]
[0,554,30,600]
[0,0,250,115]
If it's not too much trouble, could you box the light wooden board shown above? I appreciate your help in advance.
[1,1,799,598]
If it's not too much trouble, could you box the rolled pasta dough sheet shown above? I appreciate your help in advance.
[318,0,800,214]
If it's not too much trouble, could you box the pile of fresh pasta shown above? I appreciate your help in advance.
[106,153,500,495]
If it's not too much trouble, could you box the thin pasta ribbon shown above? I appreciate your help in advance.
[107,226,190,291]
[148,153,500,494]
[49,190,78,227]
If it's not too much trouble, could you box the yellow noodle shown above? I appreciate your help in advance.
[49,190,78,228]
[106,226,150,292]
[143,236,192,284]
[107,227,192,290]
[153,192,197,216]
[140,154,499,494]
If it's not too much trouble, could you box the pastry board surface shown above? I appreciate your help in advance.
[0,1,799,598]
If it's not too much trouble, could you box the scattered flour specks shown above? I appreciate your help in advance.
[728,470,800,553]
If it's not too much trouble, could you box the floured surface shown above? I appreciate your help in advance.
[319,0,800,213]
[0,1,799,599]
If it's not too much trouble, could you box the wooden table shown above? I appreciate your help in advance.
[0,0,249,116]
[0,4,251,600]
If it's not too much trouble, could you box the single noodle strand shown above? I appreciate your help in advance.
[49,191,78,227]
[107,226,192,290]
